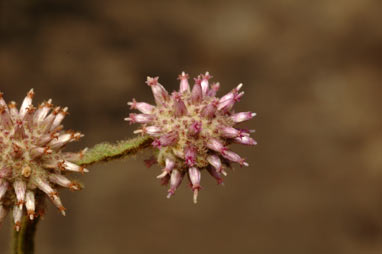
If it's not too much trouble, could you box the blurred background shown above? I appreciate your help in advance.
[0,0,381,253]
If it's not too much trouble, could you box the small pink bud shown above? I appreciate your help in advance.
[19,89,34,118]
[49,174,78,190]
[231,112,256,123]
[236,128,255,135]
[34,100,53,124]
[188,167,201,189]
[40,107,59,132]
[201,72,212,96]
[207,155,222,172]
[234,136,257,146]
[50,194,66,216]
[221,150,248,166]
[146,76,159,86]
[219,83,243,104]
[134,125,161,136]
[35,178,55,196]
[207,167,223,185]
[146,76,169,104]
[178,72,190,93]
[49,131,82,150]
[13,180,26,208]
[194,75,202,85]
[36,132,58,146]
[9,101,19,120]
[13,206,23,232]
[172,92,188,117]
[188,167,201,203]
[201,101,217,119]
[62,161,88,173]
[13,120,26,139]
[218,91,244,111]
[156,158,176,179]
[167,169,184,198]
[218,83,244,111]
[144,126,162,136]
[207,138,226,153]
[207,82,220,97]
[191,83,203,103]
[30,146,52,159]
[125,113,154,124]
[128,99,155,114]
[220,126,241,138]
[0,106,13,129]
[152,131,178,148]
[188,121,202,136]
[23,106,36,129]
[184,146,197,166]
[25,191,35,220]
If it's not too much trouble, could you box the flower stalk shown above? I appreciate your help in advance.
[75,135,153,167]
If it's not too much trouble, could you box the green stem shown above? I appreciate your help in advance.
[12,216,40,254]
[76,135,153,167]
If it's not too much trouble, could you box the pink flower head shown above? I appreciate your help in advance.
[127,72,256,203]
[0,90,87,231]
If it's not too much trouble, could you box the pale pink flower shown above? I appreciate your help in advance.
[127,72,256,203]
[0,90,87,231]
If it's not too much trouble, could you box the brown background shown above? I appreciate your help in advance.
[0,0,381,253]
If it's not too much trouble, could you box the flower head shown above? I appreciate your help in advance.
[127,72,256,203]
[0,89,87,231]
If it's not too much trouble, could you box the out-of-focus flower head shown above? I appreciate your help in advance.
[0,89,87,231]
[126,72,256,203]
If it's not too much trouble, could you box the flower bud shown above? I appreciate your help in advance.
[178,72,190,93]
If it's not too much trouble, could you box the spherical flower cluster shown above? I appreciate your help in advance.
[126,72,256,203]
[0,90,87,231]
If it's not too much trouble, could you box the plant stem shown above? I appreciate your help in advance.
[12,216,40,254]
[76,135,153,167]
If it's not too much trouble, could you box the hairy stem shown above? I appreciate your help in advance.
[76,135,153,167]
[12,216,40,254]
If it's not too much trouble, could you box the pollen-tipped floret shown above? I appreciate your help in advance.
[126,72,256,203]
[0,89,87,231]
